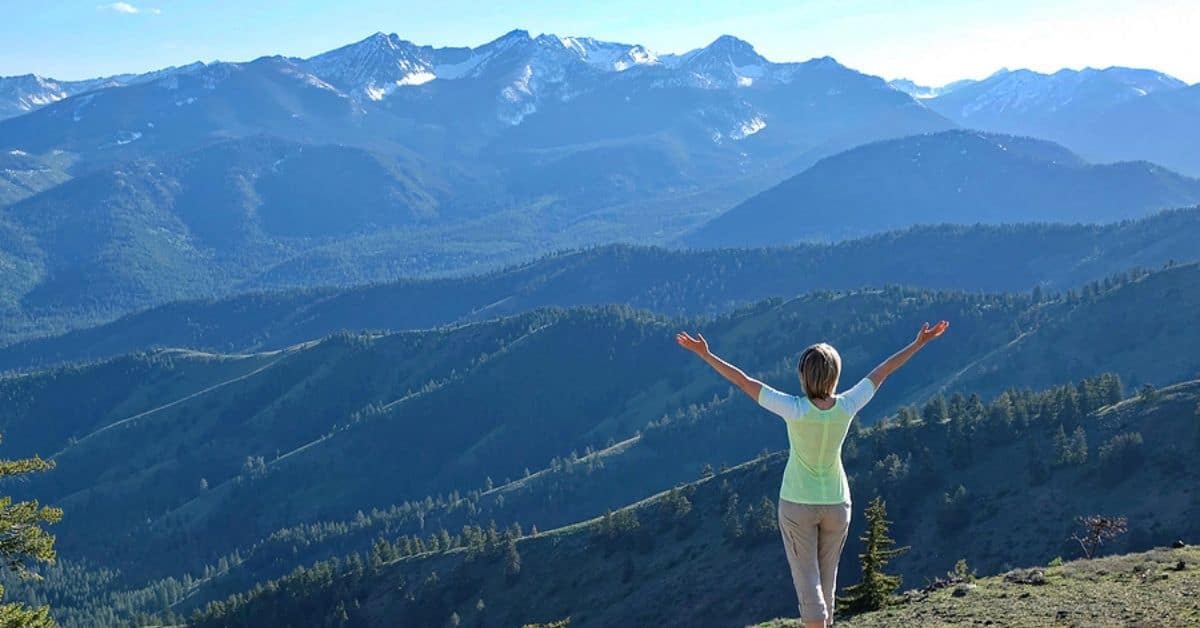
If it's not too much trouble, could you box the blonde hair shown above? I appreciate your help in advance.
[798,343,841,400]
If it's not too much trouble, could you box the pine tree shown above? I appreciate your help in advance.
[1058,387,1082,431]
[503,539,521,584]
[1102,373,1124,406]
[922,394,948,425]
[1071,426,1089,465]
[947,413,973,469]
[659,487,692,532]
[722,493,743,543]
[839,497,908,613]
[752,497,778,540]
[0,440,63,626]
[1052,424,1071,466]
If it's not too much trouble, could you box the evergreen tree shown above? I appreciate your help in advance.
[839,497,908,613]
[1057,387,1082,431]
[922,395,948,425]
[982,395,1014,443]
[947,413,973,469]
[1052,424,1088,467]
[1071,426,1089,465]
[658,488,693,533]
[722,493,743,543]
[1101,373,1123,406]
[0,440,63,627]
[503,539,521,585]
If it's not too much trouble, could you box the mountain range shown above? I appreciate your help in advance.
[3,32,1200,346]
[3,126,1199,346]
[919,67,1200,176]
[3,208,1199,372]
[0,31,960,341]
[0,31,948,173]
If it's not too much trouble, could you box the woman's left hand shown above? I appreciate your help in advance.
[675,332,711,357]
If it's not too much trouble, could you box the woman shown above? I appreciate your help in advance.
[676,320,949,627]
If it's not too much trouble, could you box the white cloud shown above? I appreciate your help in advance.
[98,2,142,14]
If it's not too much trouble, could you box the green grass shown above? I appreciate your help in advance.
[758,546,1200,627]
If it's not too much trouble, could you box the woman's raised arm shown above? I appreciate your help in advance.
[676,332,764,400]
[867,320,949,389]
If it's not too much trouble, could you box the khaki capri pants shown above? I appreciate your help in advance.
[777,499,852,623]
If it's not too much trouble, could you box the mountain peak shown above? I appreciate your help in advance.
[492,29,531,44]
[678,34,768,86]
[700,34,763,62]
[348,31,404,51]
[302,31,434,100]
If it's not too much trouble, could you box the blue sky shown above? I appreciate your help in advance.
[3,0,1198,84]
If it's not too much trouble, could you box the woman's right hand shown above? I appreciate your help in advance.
[675,332,711,357]
[915,320,950,346]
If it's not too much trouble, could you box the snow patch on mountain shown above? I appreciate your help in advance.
[115,131,142,145]
[554,36,659,71]
[731,116,766,139]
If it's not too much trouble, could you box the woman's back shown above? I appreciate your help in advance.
[758,378,876,505]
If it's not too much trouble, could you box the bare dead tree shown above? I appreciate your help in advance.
[1069,515,1128,559]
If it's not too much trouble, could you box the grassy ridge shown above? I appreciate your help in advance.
[761,546,1200,627]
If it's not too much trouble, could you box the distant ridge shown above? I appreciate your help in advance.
[685,130,1200,247]
[3,208,1199,370]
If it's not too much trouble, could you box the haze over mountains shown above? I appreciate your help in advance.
[1,26,1199,628]
[687,131,1200,246]
[3,208,1200,372]
[2,31,1199,344]
[899,67,1200,176]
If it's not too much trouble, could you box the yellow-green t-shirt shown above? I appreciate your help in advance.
[757,377,876,505]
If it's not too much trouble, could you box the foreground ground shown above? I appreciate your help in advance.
[758,546,1200,627]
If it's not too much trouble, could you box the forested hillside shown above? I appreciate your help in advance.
[177,378,1200,627]
[2,264,1198,625]
[5,209,1199,370]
